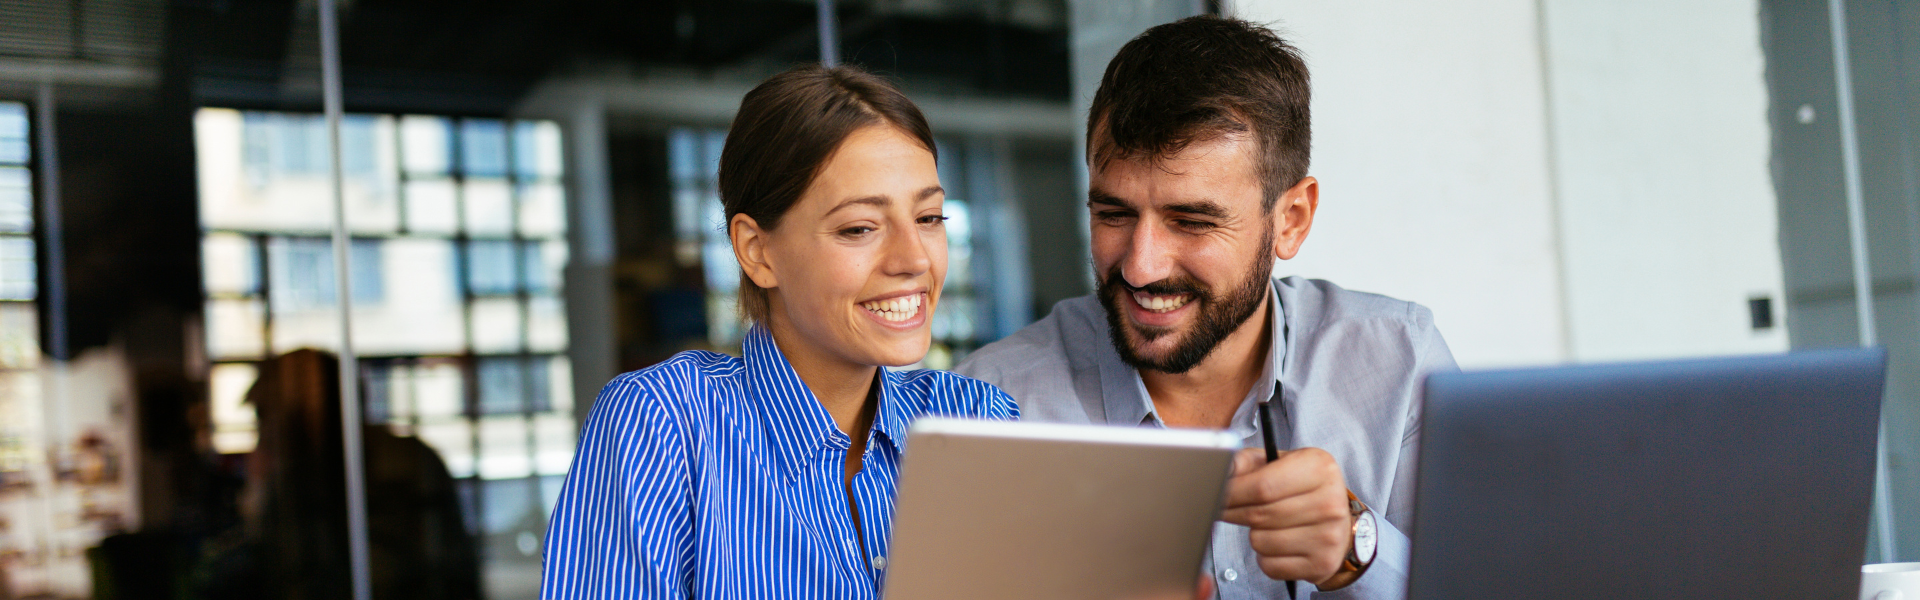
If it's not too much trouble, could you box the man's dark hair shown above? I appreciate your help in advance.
[719,63,937,323]
[1088,15,1310,209]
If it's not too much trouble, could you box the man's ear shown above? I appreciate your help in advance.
[731,214,779,290]
[1272,176,1318,260]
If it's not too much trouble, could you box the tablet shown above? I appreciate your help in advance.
[883,418,1241,600]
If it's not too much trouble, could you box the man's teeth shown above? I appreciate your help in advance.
[1132,292,1191,313]
[861,294,924,322]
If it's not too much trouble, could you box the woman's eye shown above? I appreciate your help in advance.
[917,215,949,226]
[840,226,876,237]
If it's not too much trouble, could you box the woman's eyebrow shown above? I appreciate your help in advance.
[824,195,890,217]
[914,185,945,201]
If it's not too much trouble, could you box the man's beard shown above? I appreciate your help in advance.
[1098,229,1275,375]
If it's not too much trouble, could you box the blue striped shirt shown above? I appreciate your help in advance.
[542,325,1019,599]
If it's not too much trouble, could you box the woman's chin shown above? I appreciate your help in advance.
[854,331,932,368]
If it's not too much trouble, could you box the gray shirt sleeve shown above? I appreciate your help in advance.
[1312,318,1457,600]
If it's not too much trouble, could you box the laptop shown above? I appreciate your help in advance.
[1408,348,1887,600]
[883,418,1240,600]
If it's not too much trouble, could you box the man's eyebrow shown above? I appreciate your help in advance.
[824,195,890,217]
[1087,189,1133,209]
[1163,201,1230,219]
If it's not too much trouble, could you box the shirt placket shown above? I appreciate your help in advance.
[812,439,876,599]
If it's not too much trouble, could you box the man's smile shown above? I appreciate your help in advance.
[1132,291,1193,314]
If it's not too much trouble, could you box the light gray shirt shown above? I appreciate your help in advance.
[956,276,1458,600]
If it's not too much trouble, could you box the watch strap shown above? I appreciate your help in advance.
[1314,490,1374,591]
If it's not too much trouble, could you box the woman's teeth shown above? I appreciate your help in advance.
[1132,292,1191,313]
[862,294,923,322]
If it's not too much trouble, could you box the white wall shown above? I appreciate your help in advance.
[1232,0,1788,367]
[1539,0,1787,361]
[1234,0,1568,367]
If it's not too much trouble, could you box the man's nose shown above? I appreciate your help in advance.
[1120,219,1174,288]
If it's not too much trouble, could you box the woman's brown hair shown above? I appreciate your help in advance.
[719,63,937,324]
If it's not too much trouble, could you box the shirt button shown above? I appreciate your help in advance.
[1222,568,1239,582]
[871,556,887,570]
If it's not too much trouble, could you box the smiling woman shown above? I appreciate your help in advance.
[540,64,1019,600]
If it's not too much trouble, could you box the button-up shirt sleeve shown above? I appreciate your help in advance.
[542,371,696,599]
[1308,299,1457,600]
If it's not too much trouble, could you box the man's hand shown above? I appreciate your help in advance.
[1218,447,1352,585]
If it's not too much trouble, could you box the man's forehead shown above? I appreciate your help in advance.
[1088,135,1265,211]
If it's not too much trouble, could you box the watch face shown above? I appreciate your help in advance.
[1353,510,1378,564]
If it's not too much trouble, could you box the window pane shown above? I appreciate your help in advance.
[204,298,265,360]
[201,233,257,296]
[0,236,36,300]
[412,360,466,419]
[417,418,474,477]
[462,179,513,236]
[461,119,509,178]
[404,179,458,234]
[534,413,575,476]
[516,182,565,239]
[514,120,563,180]
[355,238,465,355]
[363,360,396,422]
[477,356,549,415]
[401,115,452,176]
[267,237,382,310]
[477,416,530,479]
[209,363,259,454]
[0,167,33,233]
[0,102,27,165]
[0,303,38,369]
[528,295,567,353]
[470,298,523,353]
[544,355,572,413]
[465,240,518,296]
[521,241,563,296]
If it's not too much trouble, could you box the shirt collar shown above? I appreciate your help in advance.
[741,324,912,481]
[1096,280,1290,436]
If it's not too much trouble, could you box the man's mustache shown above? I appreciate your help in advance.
[1104,272,1209,298]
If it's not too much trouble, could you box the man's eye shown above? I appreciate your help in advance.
[1175,219,1217,230]
[1094,211,1133,222]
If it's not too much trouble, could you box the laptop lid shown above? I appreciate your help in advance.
[1408,348,1886,600]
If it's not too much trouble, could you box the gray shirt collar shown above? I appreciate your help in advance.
[1094,281,1290,441]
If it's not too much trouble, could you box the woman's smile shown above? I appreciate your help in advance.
[859,291,928,328]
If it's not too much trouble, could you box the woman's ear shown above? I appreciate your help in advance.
[731,213,780,290]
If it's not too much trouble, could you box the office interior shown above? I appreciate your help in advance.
[0,0,1913,597]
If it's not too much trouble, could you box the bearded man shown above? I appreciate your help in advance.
[956,15,1456,600]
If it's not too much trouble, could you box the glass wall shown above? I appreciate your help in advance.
[194,108,574,596]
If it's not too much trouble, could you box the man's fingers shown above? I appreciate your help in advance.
[1219,485,1348,528]
[1246,522,1351,559]
[1230,448,1267,477]
[1256,553,1342,584]
[1223,448,1341,509]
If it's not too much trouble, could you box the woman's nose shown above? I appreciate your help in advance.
[882,222,934,277]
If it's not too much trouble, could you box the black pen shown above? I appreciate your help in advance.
[1257,381,1297,599]
[1257,382,1281,462]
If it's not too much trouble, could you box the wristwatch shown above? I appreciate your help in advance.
[1315,490,1378,591]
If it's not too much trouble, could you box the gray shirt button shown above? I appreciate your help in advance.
[1223,568,1239,582]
